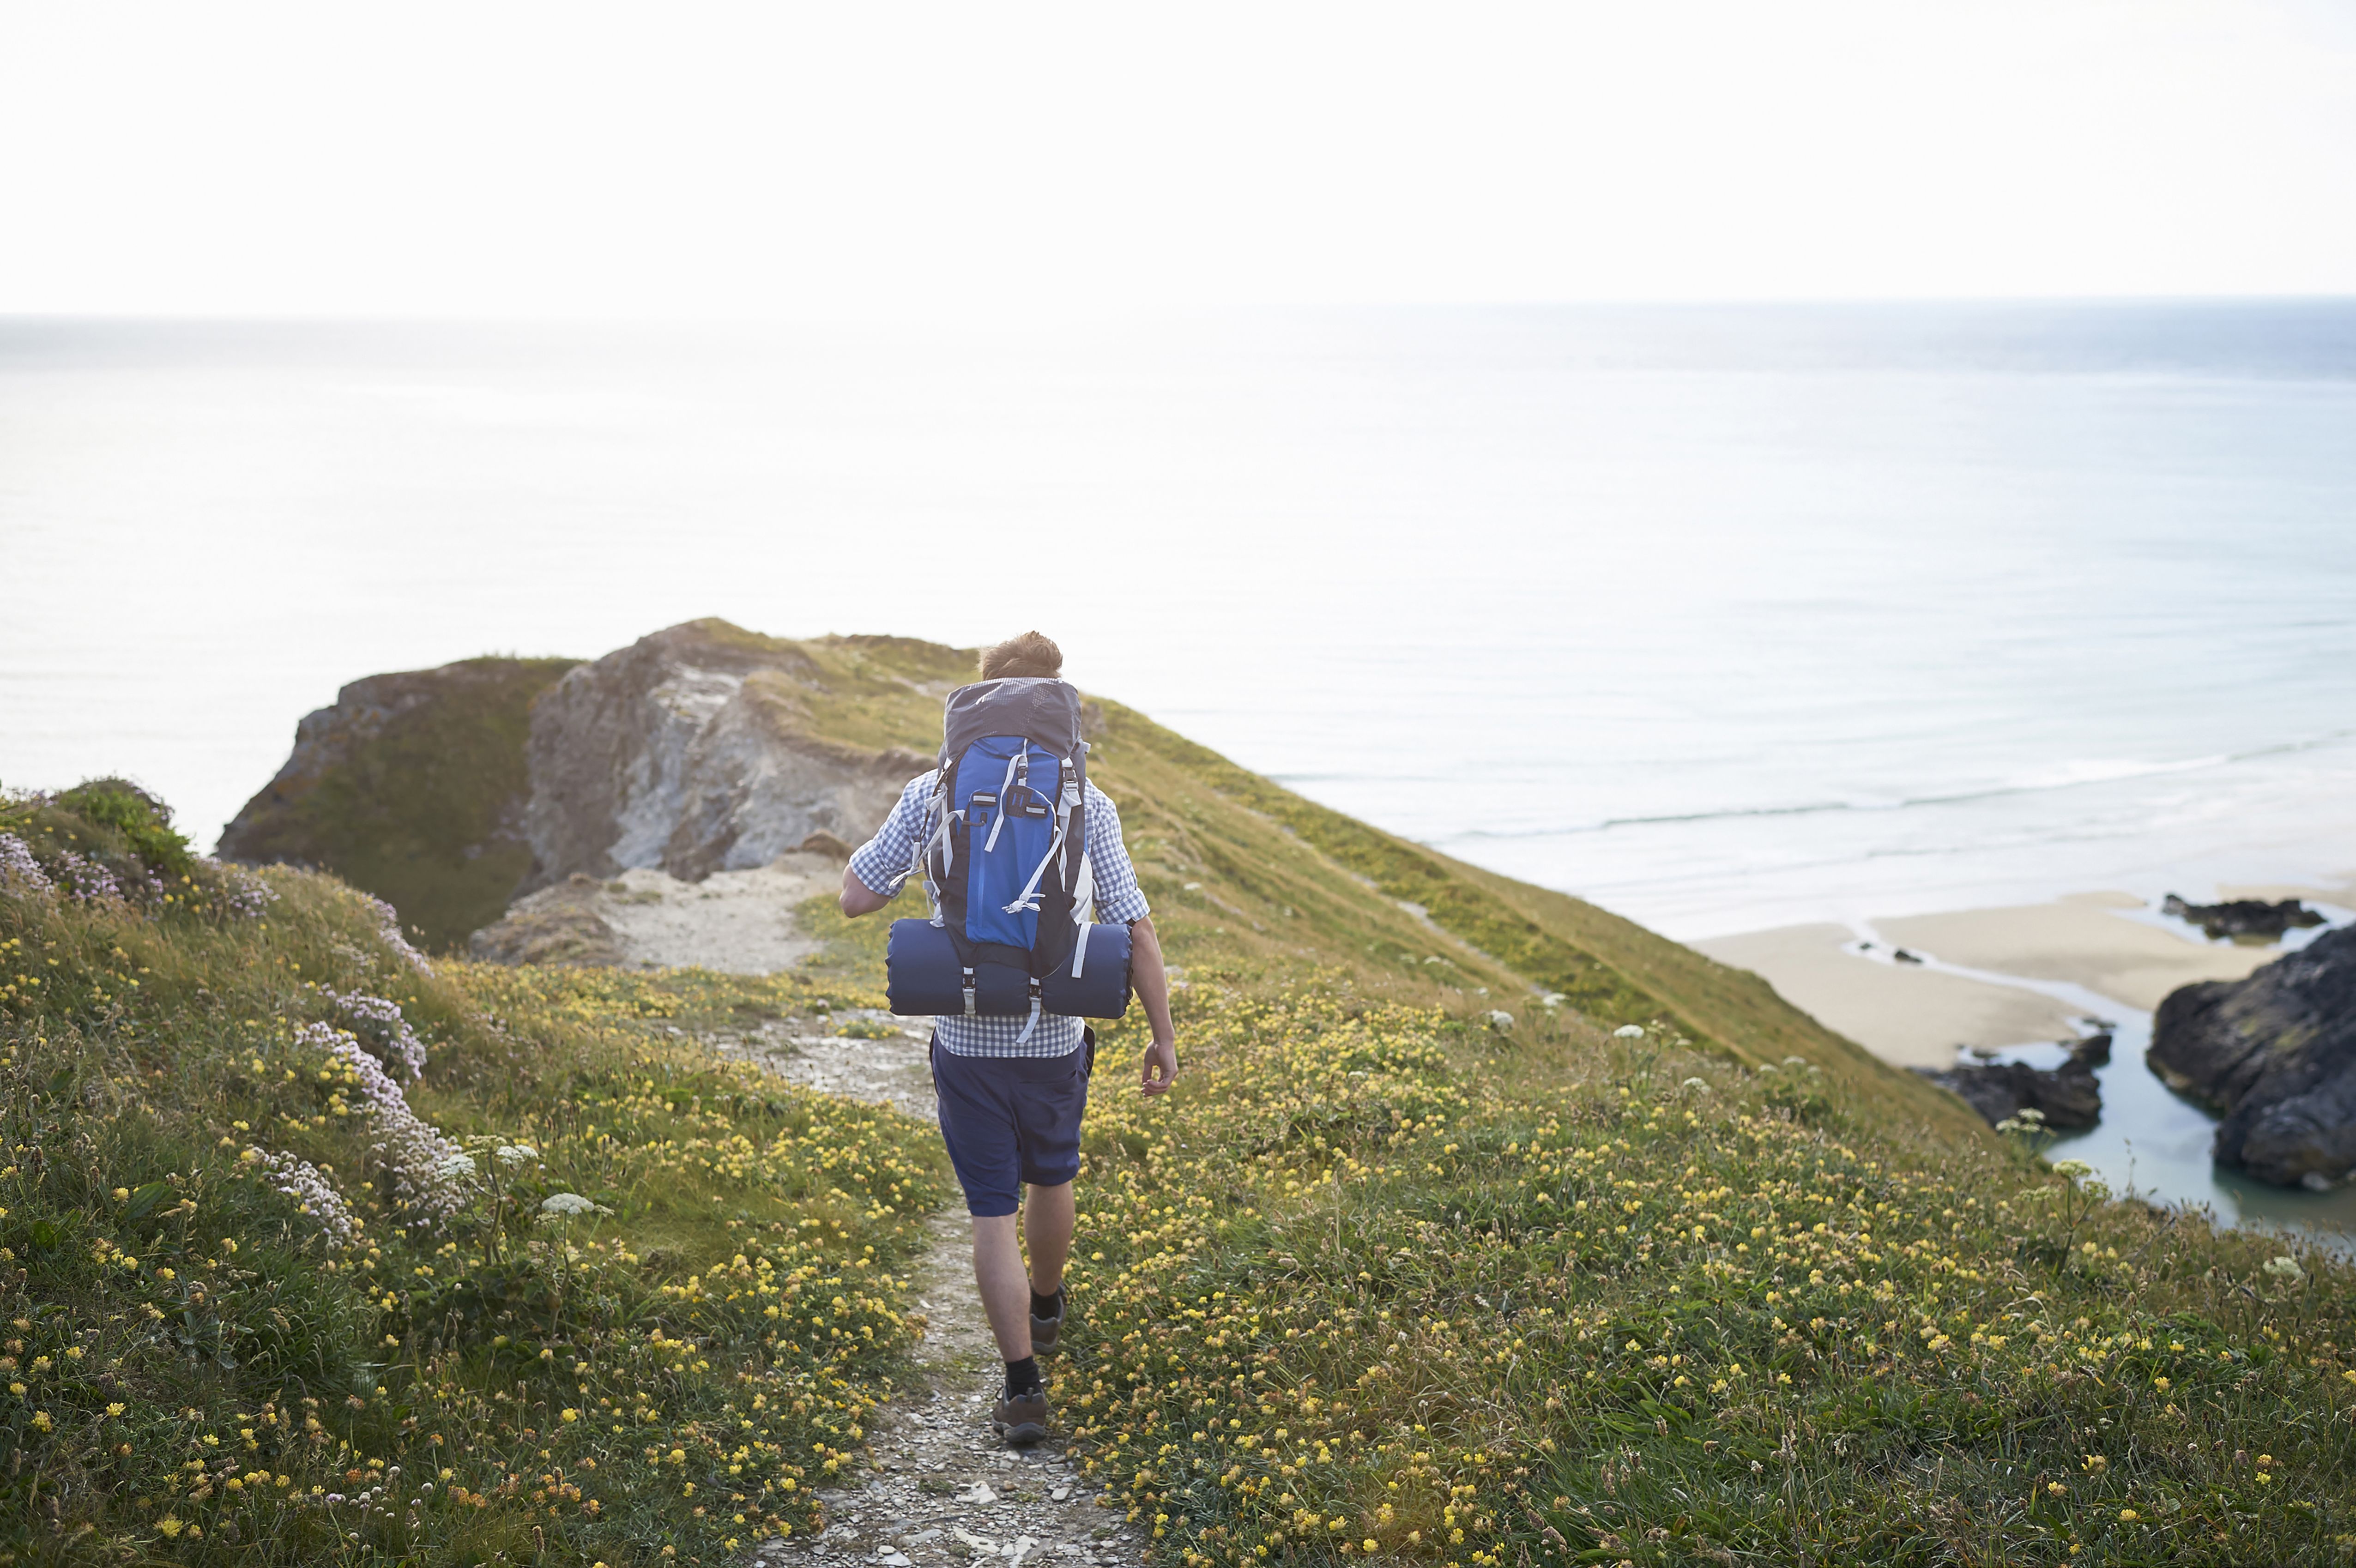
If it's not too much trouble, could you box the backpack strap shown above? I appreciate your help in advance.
[1002,763,1079,918]
[911,771,957,924]
[981,747,1024,856]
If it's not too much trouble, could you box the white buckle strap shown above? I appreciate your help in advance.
[1069,849,1096,977]
[982,749,1023,854]
[1004,766,1077,916]
[1003,814,1068,915]
[961,967,977,1017]
[1013,977,1044,1045]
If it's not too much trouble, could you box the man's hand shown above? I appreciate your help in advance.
[1140,1036,1178,1097]
[1127,917,1180,1097]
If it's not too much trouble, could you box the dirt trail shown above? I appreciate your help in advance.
[727,1017,1143,1568]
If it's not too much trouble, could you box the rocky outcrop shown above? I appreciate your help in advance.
[219,656,578,950]
[518,621,937,892]
[466,874,628,967]
[1915,1037,2106,1131]
[2161,893,2325,941]
[2150,923,2356,1189]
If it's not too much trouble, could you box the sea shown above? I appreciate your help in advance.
[6,304,2353,939]
[9,303,2356,1236]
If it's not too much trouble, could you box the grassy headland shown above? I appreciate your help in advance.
[7,632,2354,1565]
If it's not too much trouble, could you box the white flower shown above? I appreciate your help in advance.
[1485,1010,1516,1032]
[1613,1025,1646,1039]
[2263,1255,2306,1282]
[362,894,434,974]
[540,1193,599,1218]
[2050,1159,2094,1181]
[292,1020,469,1223]
[314,986,429,1079]
[242,1147,356,1243]
[494,1144,539,1166]
[1782,1055,1810,1067]
[1682,1077,1710,1093]
[0,834,55,897]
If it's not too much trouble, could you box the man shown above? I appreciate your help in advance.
[840,630,1180,1444]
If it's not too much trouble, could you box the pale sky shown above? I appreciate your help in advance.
[4,0,2354,318]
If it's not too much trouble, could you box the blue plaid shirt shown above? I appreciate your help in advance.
[848,771,1150,1057]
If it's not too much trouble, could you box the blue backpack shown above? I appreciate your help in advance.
[884,677,1132,1033]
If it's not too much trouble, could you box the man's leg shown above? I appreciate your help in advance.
[972,1182,1075,1360]
[971,1212,1033,1363]
[1021,1180,1074,1298]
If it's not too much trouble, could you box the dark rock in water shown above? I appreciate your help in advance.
[1915,1053,2102,1131]
[2073,1032,2113,1066]
[1892,948,1925,964]
[2150,923,2356,1190]
[2161,893,2326,941]
[219,656,579,950]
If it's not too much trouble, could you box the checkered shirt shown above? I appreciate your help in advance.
[847,770,1151,1058]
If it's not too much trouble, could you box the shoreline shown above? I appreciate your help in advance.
[1691,880,2356,1070]
[1693,878,2356,1242]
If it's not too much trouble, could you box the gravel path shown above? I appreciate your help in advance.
[739,1021,1145,1568]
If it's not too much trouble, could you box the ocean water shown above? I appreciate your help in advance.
[4,303,2355,946]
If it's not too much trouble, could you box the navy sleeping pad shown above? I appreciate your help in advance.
[885,918,1133,1019]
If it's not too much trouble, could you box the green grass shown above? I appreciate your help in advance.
[0,789,946,1566]
[1059,975,2356,1568]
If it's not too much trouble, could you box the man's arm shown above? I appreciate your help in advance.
[840,863,894,919]
[1129,915,1179,1095]
[840,775,933,918]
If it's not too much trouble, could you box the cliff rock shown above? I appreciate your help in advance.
[517,620,941,892]
[2149,923,2356,1189]
[218,656,577,949]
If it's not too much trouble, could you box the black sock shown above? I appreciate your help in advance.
[1029,1287,1063,1320]
[1004,1355,1043,1398]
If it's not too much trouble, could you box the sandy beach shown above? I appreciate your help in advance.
[1694,880,2356,1069]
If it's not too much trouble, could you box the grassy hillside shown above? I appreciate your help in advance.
[588,627,1981,1140]
[14,629,2355,1566]
[1063,989,2356,1567]
[1,785,941,1565]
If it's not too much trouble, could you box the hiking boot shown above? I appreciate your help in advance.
[992,1386,1050,1446]
[1030,1287,1069,1357]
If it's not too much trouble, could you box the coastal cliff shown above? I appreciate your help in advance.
[217,656,576,948]
[516,620,940,891]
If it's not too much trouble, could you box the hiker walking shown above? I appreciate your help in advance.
[839,630,1180,1443]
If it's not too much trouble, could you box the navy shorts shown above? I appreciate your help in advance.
[930,1032,1094,1218]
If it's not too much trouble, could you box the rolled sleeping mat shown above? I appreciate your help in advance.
[885,919,1133,1019]
[1045,922,1134,1018]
